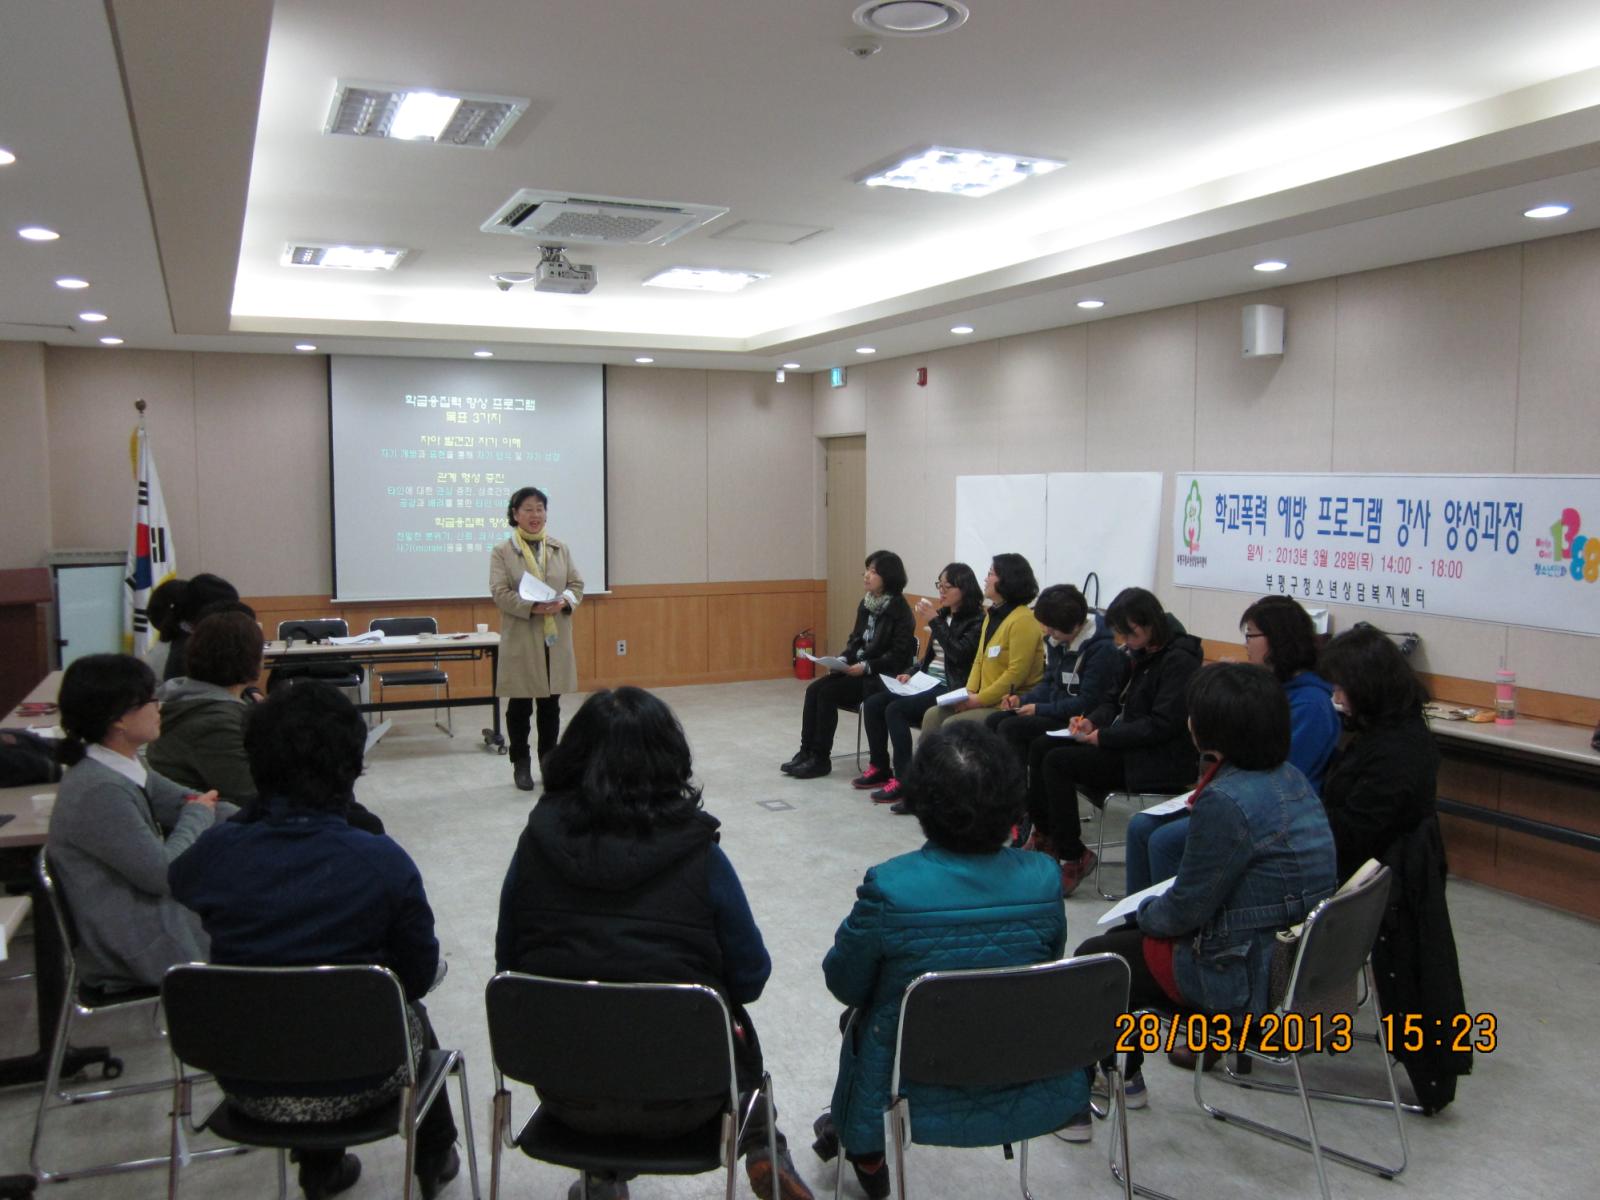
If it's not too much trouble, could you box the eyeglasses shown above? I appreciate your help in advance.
[934,580,951,590]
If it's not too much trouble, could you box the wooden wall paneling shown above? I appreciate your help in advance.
[1494,776,1600,920]
[1435,758,1501,883]
[705,591,816,675]
[590,595,709,685]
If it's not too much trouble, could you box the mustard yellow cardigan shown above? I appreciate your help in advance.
[964,604,1046,707]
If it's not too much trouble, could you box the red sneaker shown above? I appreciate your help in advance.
[1058,848,1099,897]
[851,765,891,790]
[870,778,902,804]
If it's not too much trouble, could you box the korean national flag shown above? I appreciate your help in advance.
[123,426,177,656]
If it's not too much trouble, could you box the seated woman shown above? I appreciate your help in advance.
[916,553,1046,750]
[169,682,459,1200]
[783,551,916,780]
[1034,587,1202,895]
[852,562,983,805]
[1316,626,1438,881]
[149,610,264,806]
[161,571,240,681]
[142,576,188,680]
[1124,594,1340,894]
[1074,663,1337,1117]
[817,722,1083,1196]
[497,687,814,1200]
[47,654,231,993]
[986,583,1124,833]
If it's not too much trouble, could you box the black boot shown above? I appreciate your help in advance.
[789,752,832,779]
[780,748,810,774]
[512,757,535,791]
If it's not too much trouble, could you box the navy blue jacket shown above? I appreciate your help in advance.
[168,799,439,1002]
[1017,614,1125,721]
[1282,670,1340,794]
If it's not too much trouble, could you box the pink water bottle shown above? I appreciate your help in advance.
[1494,665,1516,726]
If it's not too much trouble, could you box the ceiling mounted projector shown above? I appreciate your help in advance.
[534,245,596,295]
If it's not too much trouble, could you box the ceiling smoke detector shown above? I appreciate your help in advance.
[853,1,969,37]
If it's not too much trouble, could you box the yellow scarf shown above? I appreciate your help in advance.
[513,529,559,646]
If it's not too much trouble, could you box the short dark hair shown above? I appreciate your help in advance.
[542,687,703,836]
[939,562,983,614]
[177,573,239,625]
[186,611,264,688]
[1106,587,1168,646]
[905,722,1022,853]
[1317,626,1428,731]
[1186,663,1291,770]
[147,578,188,642]
[243,682,366,812]
[58,654,156,765]
[506,486,549,526]
[1239,595,1319,682]
[866,550,908,596]
[1033,584,1089,636]
[990,553,1039,605]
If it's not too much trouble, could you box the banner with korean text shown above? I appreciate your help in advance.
[1172,473,1600,637]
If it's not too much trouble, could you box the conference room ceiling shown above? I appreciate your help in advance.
[7,0,1600,372]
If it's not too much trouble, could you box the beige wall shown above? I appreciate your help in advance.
[0,343,52,568]
[19,351,819,599]
[823,228,1600,700]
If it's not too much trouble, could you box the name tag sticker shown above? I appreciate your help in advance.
[1062,671,1079,686]
[988,644,1003,658]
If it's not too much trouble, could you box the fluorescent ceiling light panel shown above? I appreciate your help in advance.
[282,242,408,270]
[859,145,1064,197]
[324,81,527,149]
[642,267,769,293]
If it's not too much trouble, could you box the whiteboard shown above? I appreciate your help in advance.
[954,475,1047,580]
[1046,472,1163,601]
[954,472,1163,599]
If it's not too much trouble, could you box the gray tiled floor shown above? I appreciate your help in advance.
[3,678,1598,1198]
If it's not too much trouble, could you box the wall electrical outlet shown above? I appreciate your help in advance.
[616,639,627,656]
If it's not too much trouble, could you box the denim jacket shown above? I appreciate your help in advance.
[1136,762,1336,1015]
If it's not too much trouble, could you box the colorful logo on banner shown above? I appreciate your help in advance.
[1183,480,1203,553]
[1539,507,1599,583]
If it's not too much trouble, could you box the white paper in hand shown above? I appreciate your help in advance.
[1097,876,1176,926]
[936,688,969,708]
[519,572,558,603]
[800,650,852,672]
[883,672,942,697]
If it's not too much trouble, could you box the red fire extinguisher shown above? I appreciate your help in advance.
[792,629,815,680]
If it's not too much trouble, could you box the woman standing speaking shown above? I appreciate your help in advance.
[490,486,584,791]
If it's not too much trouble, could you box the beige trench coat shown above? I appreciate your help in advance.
[490,535,585,697]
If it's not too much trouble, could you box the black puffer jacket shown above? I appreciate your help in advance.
[1088,613,1203,792]
[841,596,918,677]
[916,605,984,685]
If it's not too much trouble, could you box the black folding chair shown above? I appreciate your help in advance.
[484,973,771,1200]
[369,616,453,735]
[28,852,246,1184]
[867,954,1134,1200]
[1114,867,1406,1200]
[270,619,367,707]
[162,963,480,1200]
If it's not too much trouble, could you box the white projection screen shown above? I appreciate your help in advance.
[330,356,607,601]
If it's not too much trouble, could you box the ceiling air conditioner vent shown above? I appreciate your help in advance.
[481,190,728,246]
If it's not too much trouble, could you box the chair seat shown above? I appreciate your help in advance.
[377,669,448,687]
[77,982,160,1010]
[514,1107,725,1176]
[199,1049,454,1151]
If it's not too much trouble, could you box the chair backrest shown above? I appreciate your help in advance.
[369,616,438,637]
[892,954,1131,1094]
[35,851,81,963]
[277,618,349,642]
[163,963,413,1084]
[1281,865,1393,1018]
[485,973,737,1108]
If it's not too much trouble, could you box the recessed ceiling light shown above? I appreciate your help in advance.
[492,271,536,287]
[782,362,801,370]
[55,277,90,289]
[99,336,123,346]
[854,1,969,36]
[642,266,770,293]
[77,311,108,323]
[1076,298,1105,309]
[856,346,877,355]
[473,350,494,358]
[324,82,527,149]
[1523,203,1571,219]
[1253,260,1289,272]
[634,356,655,364]
[283,242,408,271]
[0,148,15,166]
[859,146,1064,198]
[950,324,975,335]
[294,343,317,352]
[18,226,59,241]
